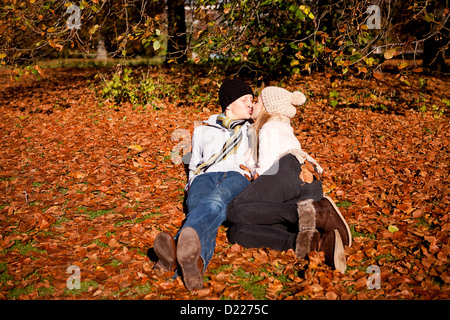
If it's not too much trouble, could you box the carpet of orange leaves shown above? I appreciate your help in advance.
[0,67,448,300]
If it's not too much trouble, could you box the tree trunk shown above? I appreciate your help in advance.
[96,35,108,60]
[422,0,448,73]
[423,37,446,73]
[166,0,187,64]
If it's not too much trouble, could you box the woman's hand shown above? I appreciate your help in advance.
[240,164,259,181]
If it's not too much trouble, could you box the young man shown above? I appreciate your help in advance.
[153,79,254,290]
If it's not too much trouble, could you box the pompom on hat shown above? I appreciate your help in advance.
[261,86,306,118]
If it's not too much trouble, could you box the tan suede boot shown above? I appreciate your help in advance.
[154,232,177,272]
[177,227,204,291]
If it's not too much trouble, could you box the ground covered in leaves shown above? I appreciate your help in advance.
[0,66,449,300]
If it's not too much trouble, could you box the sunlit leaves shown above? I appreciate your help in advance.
[0,67,448,300]
[1,0,164,66]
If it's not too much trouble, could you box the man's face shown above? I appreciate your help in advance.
[225,94,253,119]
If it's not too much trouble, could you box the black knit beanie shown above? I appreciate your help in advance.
[219,79,253,112]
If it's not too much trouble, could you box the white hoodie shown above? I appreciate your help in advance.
[186,114,251,189]
[245,118,323,177]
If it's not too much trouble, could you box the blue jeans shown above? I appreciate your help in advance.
[175,171,250,271]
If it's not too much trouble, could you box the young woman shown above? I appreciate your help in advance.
[227,86,352,272]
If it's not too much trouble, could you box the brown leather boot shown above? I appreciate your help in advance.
[312,229,347,273]
[177,227,204,291]
[154,232,177,272]
[295,229,347,273]
[297,196,352,247]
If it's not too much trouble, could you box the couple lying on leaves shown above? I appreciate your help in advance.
[153,79,352,291]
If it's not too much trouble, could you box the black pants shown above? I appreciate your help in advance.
[227,154,323,251]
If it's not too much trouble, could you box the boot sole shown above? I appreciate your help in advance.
[177,227,203,291]
[332,230,347,273]
[325,196,352,247]
[154,232,176,271]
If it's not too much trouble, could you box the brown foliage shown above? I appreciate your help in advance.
[0,67,449,300]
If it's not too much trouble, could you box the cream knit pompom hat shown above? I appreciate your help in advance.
[261,86,306,119]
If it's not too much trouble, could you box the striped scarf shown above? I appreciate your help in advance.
[193,114,247,175]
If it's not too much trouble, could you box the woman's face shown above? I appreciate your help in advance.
[251,96,263,120]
